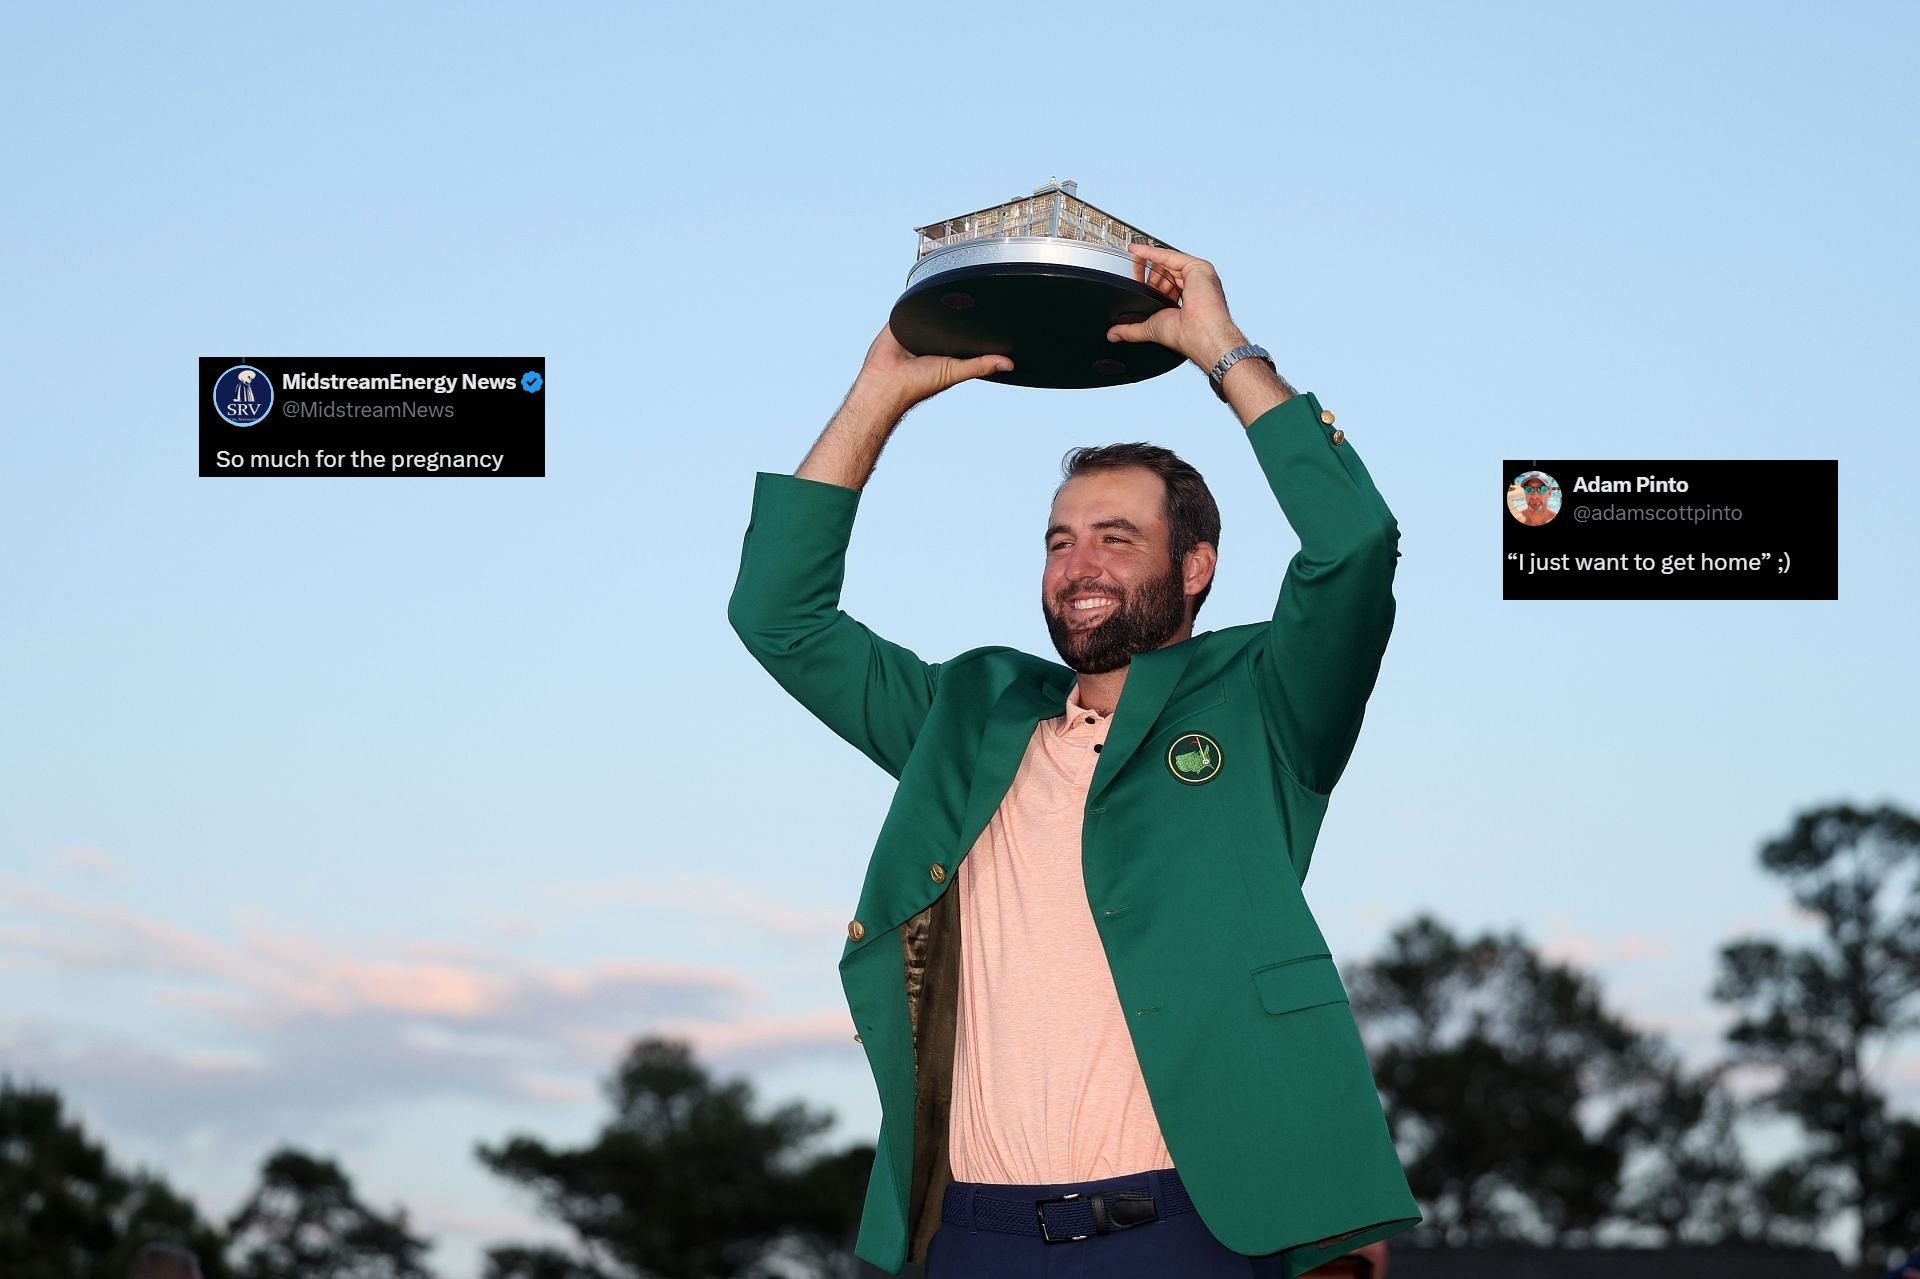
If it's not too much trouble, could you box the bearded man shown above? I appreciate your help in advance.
[729,243,1420,1277]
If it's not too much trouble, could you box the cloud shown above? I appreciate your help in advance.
[0,870,851,1145]
[1535,914,1674,968]
[52,845,131,881]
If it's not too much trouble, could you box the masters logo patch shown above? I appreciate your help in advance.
[1167,732,1222,784]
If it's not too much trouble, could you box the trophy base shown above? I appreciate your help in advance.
[890,261,1185,390]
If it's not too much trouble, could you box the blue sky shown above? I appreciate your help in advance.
[3,2,1915,1273]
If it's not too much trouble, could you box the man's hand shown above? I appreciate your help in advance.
[796,324,1011,490]
[854,323,1013,416]
[1104,243,1248,371]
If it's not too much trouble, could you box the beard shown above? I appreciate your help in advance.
[1043,560,1188,675]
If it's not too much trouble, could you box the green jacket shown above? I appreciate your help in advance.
[728,390,1420,1277]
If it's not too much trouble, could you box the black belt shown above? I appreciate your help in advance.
[943,1169,1196,1243]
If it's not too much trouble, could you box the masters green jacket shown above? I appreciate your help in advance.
[727,390,1420,1277]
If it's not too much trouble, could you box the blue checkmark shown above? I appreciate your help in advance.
[522,370,543,393]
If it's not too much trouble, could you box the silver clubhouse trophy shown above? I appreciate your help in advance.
[889,178,1187,390]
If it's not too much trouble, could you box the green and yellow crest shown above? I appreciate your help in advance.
[1167,732,1222,784]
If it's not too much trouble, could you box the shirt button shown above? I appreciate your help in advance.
[928,863,947,884]
[1093,743,1103,753]
[1320,409,1336,425]
[847,919,865,942]
[1085,716,1096,724]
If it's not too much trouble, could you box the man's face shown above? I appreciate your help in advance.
[1041,467,1196,675]
[1523,481,1552,511]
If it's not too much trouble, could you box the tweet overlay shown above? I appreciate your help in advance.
[1501,460,1836,600]
[200,357,546,477]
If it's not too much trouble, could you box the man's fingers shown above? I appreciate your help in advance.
[963,353,1014,379]
[1107,321,1151,344]
[1129,241,1203,270]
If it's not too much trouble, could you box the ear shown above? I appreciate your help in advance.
[1181,542,1217,602]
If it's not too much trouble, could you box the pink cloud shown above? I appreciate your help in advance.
[1535,916,1674,967]
[0,864,858,1147]
[52,846,130,880]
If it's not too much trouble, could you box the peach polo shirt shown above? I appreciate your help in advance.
[947,685,1174,1184]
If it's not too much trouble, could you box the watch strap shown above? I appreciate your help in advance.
[1207,343,1273,401]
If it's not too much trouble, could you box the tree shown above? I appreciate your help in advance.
[477,1037,873,1279]
[1882,1117,1920,1261]
[226,1147,435,1279]
[0,1077,232,1279]
[1606,1058,1828,1247]
[1349,914,1731,1246]
[1712,802,1920,1272]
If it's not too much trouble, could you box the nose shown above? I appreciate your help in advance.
[1060,538,1109,589]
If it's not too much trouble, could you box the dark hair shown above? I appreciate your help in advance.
[1057,442,1222,619]
[128,1243,202,1279]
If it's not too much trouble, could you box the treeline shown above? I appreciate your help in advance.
[1357,801,1920,1271]
[0,1037,870,1279]
[2,801,1916,1277]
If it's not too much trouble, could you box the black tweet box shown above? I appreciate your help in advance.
[199,357,545,477]
[1501,460,1836,600]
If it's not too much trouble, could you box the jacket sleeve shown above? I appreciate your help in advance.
[1244,392,1401,796]
[726,471,940,779]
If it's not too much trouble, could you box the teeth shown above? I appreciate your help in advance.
[1071,598,1117,610]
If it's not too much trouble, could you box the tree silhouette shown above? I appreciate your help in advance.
[1606,1057,1827,1247]
[477,1037,872,1279]
[0,1078,232,1278]
[1348,914,1773,1246]
[1712,801,1920,1272]
[226,1147,435,1279]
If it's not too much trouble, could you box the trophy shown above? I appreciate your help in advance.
[889,178,1186,390]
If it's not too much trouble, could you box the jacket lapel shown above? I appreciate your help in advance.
[954,666,1072,856]
[1089,638,1198,803]
[952,637,1201,853]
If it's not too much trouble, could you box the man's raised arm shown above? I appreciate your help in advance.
[1240,388,1400,798]
[726,325,1012,778]
[1106,245,1400,801]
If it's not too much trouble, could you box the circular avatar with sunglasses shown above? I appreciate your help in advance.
[1507,469,1562,526]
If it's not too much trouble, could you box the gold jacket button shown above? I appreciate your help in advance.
[928,863,947,883]
[1330,429,1345,445]
[853,1032,863,1044]
[847,919,865,942]
[1319,409,1336,425]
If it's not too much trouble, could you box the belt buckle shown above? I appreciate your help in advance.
[1035,1192,1089,1244]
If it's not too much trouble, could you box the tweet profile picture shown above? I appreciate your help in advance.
[212,363,273,426]
[1507,470,1561,526]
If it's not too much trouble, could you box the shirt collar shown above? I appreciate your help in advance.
[1052,684,1113,739]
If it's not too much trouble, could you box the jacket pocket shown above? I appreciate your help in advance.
[1250,953,1348,1015]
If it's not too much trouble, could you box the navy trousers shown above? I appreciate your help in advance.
[925,1167,1291,1278]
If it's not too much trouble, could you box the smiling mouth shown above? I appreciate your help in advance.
[1062,595,1119,628]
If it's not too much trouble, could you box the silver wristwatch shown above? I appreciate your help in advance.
[1207,343,1274,401]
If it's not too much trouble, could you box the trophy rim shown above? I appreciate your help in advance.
[906,236,1179,297]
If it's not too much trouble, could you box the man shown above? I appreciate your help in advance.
[1512,471,1559,525]
[729,244,1419,1277]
